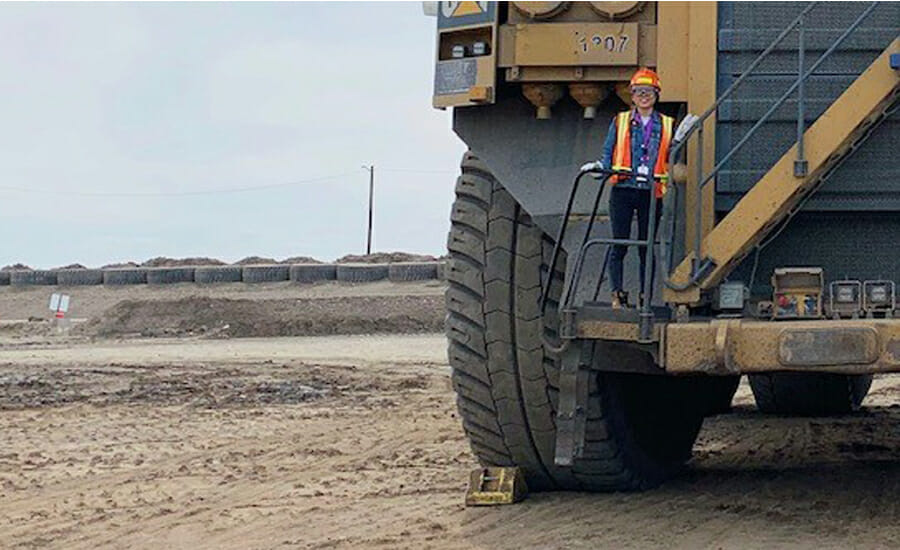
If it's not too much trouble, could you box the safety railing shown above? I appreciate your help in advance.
[540,168,667,348]
[662,1,880,291]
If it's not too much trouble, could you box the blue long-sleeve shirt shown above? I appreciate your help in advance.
[600,110,665,191]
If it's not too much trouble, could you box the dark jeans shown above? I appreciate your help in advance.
[608,186,662,294]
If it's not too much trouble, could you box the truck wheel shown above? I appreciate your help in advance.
[697,376,741,416]
[748,372,872,416]
[446,152,705,492]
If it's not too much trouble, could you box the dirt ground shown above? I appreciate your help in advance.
[3,283,900,549]
[0,281,445,341]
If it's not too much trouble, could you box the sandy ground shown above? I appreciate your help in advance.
[3,283,900,548]
[3,336,900,549]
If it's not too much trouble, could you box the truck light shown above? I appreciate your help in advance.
[717,281,746,312]
[451,44,467,59]
[472,41,489,56]
[836,286,856,302]
[829,280,861,319]
[863,280,896,315]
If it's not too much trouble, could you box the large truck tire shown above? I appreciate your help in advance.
[748,372,872,416]
[446,152,705,492]
[146,267,194,285]
[336,264,389,283]
[195,266,243,284]
[697,376,741,415]
[242,265,289,283]
[289,264,337,283]
[56,269,104,286]
[388,262,438,282]
[10,270,58,286]
[103,269,147,285]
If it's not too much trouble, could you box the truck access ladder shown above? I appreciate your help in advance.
[664,4,899,305]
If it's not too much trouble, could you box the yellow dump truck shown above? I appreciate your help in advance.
[430,1,899,491]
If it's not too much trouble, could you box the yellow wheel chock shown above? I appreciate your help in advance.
[464,467,528,506]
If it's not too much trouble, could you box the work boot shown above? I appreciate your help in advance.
[611,290,629,310]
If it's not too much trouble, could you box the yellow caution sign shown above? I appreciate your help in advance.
[438,1,495,29]
[454,1,485,16]
[441,1,491,18]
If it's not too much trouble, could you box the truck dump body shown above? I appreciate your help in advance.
[717,2,900,297]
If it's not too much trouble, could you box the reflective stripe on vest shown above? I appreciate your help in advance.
[609,111,674,198]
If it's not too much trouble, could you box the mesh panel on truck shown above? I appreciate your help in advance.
[715,1,900,296]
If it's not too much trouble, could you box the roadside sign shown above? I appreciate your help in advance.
[49,293,71,319]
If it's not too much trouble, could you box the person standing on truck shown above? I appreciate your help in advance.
[581,68,674,309]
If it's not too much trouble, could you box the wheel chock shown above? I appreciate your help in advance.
[464,467,528,506]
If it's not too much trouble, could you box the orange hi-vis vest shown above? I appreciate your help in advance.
[610,111,674,198]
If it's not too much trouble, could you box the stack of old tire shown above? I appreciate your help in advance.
[0,256,448,287]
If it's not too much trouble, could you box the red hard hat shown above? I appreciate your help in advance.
[630,68,661,91]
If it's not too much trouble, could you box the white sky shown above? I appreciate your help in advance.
[0,1,465,268]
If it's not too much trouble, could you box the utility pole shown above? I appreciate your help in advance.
[362,165,374,254]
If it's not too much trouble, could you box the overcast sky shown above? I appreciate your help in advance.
[0,2,464,268]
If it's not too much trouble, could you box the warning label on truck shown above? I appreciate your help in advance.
[438,2,496,30]
[434,58,477,95]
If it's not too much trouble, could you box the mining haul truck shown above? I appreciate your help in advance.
[430,1,899,491]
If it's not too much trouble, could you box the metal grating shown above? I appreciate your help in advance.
[715,1,900,211]
[716,1,899,294]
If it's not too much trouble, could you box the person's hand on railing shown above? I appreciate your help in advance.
[579,160,605,173]
[674,114,701,143]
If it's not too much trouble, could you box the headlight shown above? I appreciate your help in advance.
[836,285,857,303]
[870,286,888,303]
[863,280,895,314]
[829,280,861,319]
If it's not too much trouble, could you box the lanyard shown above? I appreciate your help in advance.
[638,114,653,162]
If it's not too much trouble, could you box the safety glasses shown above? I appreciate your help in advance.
[631,86,656,98]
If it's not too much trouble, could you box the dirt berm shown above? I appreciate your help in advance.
[80,295,443,339]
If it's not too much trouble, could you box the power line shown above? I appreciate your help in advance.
[0,172,355,197]
[0,168,457,197]
[380,168,456,174]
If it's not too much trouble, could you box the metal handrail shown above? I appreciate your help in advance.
[663,1,879,290]
[669,2,819,155]
[540,168,664,350]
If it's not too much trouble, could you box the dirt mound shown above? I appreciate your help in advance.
[81,295,443,339]
[279,256,322,264]
[0,319,54,339]
[233,256,278,265]
[335,252,437,264]
[54,263,87,270]
[101,261,139,269]
[2,263,32,271]
[141,257,225,267]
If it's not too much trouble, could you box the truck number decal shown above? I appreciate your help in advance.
[580,34,630,54]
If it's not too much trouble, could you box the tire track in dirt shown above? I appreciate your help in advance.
[0,353,472,549]
[5,337,900,548]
